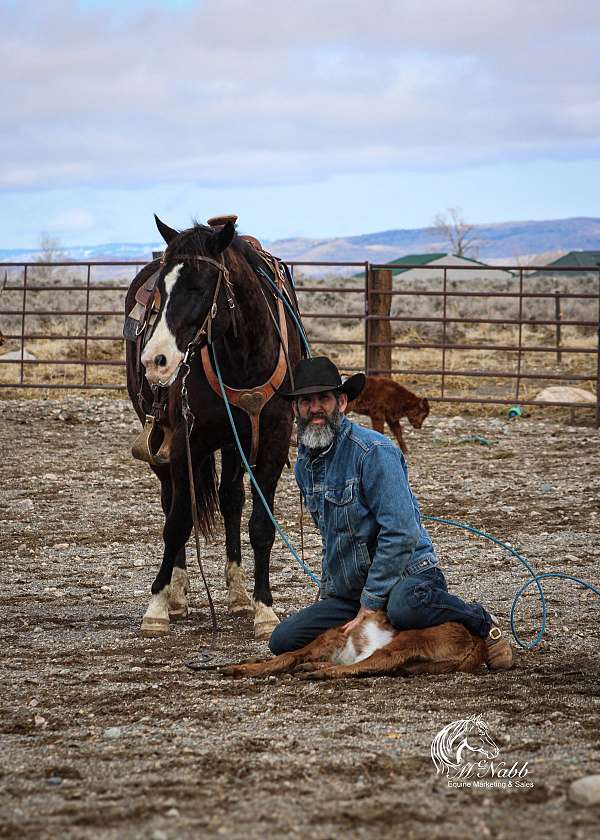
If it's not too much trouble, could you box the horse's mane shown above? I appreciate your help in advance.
[164,221,214,257]
[164,221,249,261]
[164,221,265,289]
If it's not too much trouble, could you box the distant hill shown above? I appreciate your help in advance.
[0,242,162,263]
[1,216,598,267]
[267,217,600,265]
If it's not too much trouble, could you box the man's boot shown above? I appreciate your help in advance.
[486,623,514,670]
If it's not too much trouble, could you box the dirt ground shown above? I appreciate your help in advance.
[1,394,600,839]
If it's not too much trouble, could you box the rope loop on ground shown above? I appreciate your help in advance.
[423,515,600,649]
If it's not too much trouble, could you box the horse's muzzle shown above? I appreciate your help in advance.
[143,358,183,387]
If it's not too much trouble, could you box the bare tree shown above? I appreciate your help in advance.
[35,232,66,283]
[37,232,66,261]
[432,207,485,259]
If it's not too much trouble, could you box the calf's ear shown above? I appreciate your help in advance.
[154,214,179,244]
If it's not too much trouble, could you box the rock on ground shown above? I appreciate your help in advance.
[569,775,600,806]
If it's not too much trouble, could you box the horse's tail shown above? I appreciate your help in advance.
[192,451,220,539]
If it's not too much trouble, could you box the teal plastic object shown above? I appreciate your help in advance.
[508,405,523,419]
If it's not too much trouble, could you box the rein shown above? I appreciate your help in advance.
[181,358,219,640]
[172,251,235,641]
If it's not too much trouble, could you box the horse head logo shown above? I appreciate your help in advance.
[431,714,500,776]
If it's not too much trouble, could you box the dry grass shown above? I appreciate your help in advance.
[1,265,597,423]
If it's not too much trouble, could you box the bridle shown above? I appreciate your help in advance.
[145,252,237,367]
[173,252,238,350]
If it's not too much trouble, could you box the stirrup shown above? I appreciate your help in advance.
[131,415,172,465]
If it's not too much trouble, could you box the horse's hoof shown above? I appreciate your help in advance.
[141,617,170,637]
[252,601,279,641]
[168,606,189,621]
[226,562,255,616]
[229,602,255,616]
[227,587,254,615]
[253,621,278,642]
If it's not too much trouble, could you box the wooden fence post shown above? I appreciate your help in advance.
[366,267,392,376]
[555,290,562,363]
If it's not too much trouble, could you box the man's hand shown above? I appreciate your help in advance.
[342,605,379,636]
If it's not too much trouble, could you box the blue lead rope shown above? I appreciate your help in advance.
[509,572,600,649]
[422,515,600,650]
[212,347,320,587]
[211,346,600,649]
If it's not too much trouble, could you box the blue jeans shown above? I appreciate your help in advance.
[269,567,492,655]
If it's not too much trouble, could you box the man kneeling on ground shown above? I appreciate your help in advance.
[269,357,512,671]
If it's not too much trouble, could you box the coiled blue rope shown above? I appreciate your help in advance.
[211,346,600,649]
[509,572,600,649]
[422,515,600,649]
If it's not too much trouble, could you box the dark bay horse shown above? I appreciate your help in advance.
[125,216,304,639]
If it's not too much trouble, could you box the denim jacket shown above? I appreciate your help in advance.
[295,416,438,610]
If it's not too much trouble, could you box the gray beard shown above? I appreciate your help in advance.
[297,405,342,450]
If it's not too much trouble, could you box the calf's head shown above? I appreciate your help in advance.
[406,397,430,429]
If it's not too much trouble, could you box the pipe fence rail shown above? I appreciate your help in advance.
[0,259,598,426]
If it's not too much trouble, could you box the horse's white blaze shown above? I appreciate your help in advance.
[141,264,184,384]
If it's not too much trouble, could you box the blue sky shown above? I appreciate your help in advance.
[2,0,599,248]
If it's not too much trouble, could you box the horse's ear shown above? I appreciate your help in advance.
[213,221,236,254]
[154,214,179,244]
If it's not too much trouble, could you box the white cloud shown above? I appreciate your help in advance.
[47,208,95,230]
[1,0,599,192]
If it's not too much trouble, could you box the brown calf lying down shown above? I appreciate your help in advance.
[349,376,430,454]
[218,613,487,680]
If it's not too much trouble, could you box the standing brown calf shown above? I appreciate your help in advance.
[218,614,487,680]
[348,376,430,454]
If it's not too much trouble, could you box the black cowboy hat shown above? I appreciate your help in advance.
[282,357,365,402]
